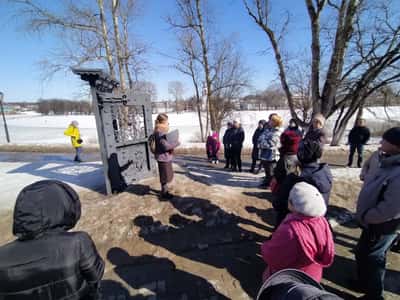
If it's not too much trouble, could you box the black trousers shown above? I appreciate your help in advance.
[348,143,364,167]
[224,144,231,167]
[231,145,242,171]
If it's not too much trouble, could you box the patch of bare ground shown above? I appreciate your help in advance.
[0,153,398,299]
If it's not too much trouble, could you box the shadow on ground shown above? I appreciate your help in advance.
[104,247,229,299]
[127,185,270,298]
[174,156,260,188]
[7,160,105,193]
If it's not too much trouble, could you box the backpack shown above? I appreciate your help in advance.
[148,133,156,154]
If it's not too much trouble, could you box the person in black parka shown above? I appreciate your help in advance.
[273,140,333,228]
[223,122,234,169]
[230,119,245,172]
[250,119,267,173]
[347,118,370,168]
[0,180,105,300]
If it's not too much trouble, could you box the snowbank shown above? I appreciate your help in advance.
[1,107,398,147]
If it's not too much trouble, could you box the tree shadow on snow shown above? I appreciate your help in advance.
[7,160,105,193]
[174,156,261,188]
[106,247,229,299]
[130,191,271,298]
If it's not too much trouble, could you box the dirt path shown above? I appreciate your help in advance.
[0,154,399,299]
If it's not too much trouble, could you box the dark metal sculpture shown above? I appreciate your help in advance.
[72,68,156,194]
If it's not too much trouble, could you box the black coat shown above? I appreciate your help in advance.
[252,128,264,145]
[223,128,234,145]
[230,127,245,148]
[348,126,370,145]
[0,180,104,300]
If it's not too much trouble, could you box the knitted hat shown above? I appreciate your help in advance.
[382,127,400,147]
[297,140,322,164]
[289,182,326,217]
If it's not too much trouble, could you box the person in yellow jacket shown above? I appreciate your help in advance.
[64,120,83,162]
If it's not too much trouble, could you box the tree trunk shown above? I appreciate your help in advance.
[97,0,115,78]
[195,0,215,131]
[331,101,360,145]
[355,104,363,124]
[111,0,126,90]
[193,80,204,142]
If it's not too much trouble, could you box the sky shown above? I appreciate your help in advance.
[0,0,312,102]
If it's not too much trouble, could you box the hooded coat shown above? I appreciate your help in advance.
[356,153,400,228]
[206,132,221,158]
[64,125,82,148]
[261,213,335,282]
[0,180,104,300]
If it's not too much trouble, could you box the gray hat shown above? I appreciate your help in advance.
[289,182,326,217]
[257,269,343,300]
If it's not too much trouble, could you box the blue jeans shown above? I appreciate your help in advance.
[348,144,364,167]
[74,147,82,162]
[355,228,398,300]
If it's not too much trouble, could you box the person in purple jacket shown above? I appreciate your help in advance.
[153,113,180,199]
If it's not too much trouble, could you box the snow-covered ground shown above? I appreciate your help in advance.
[0,106,399,147]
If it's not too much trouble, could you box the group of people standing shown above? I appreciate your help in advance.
[203,112,397,300]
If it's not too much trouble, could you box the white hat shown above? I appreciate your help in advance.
[233,118,241,124]
[289,182,326,217]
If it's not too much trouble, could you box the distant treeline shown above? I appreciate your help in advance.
[37,99,92,115]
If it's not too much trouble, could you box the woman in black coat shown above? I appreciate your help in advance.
[0,180,105,300]
[250,119,266,173]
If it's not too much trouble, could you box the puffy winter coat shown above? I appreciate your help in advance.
[273,163,333,215]
[64,125,82,148]
[356,154,400,229]
[258,127,283,161]
[206,133,221,157]
[223,128,234,146]
[0,180,104,300]
[261,213,335,282]
[301,163,333,205]
[230,127,245,148]
[360,150,382,183]
[348,126,370,145]
[154,130,180,162]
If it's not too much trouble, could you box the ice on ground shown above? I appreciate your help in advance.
[0,161,104,211]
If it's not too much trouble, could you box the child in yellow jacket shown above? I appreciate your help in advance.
[64,121,83,162]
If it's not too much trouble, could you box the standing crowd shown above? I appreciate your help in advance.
[0,112,399,300]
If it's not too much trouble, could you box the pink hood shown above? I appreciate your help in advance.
[261,213,334,282]
[289,213,334,267]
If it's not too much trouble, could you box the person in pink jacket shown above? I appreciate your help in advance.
[206,131,221,164]
[261,182,335,283]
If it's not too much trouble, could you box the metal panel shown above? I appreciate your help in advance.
[72,68,156,194]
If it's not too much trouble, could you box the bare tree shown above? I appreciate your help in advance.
[131,81,157,102]
[173,32,205,141]
[169,0,250,133]
[168,81,185,113]
[111,0,126,90]
[244,0,400,145]
[10,0,148,91]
